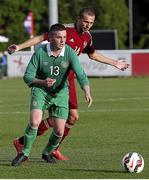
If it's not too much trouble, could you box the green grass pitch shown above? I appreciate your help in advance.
[0,77,149,178]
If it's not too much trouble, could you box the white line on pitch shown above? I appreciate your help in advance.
[0,108,149,115]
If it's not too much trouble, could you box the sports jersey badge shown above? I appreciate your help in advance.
[32,100,38,107]
[61,61,69,68]
[70,38,74,43]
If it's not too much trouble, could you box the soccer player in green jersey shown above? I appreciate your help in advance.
[11,23,92,166]
[8,8,129,161]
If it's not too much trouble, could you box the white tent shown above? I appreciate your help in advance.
[0,35,9,42]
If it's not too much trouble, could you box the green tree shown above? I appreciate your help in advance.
[0,0,129,51]
[85,0,128,48]
[59,0,128,49]
[0,0,47,51]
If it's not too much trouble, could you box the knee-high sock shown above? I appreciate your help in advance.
[18,119,52,145]
[42,131,62,155]
[55,122,73,150]
[37,118,53,136]
[23,124,38,156]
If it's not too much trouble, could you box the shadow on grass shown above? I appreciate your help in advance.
[61,168,126,174]
[0,159,11,167]
[0,157,44,167]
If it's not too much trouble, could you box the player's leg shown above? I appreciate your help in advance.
[42,118,66,163]
[52,76,79,160]
[13,117,53,154]
[13,73,77,160]
[42,104,68,163]
[58,109,79,144]
[11,109,43,166]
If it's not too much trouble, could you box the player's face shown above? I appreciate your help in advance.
[50,30,66,50]
[77,13,95,33]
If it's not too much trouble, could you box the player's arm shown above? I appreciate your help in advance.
[23,51,56,88]
[88,51,129,71]
[82,85,92,108]
[70,50,92,108]
[8,35,44,54]
[23,49,56,88]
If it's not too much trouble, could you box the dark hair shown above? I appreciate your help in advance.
[79,7,96,18]
[49,23,66,34]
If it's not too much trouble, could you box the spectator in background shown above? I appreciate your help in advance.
[0,52,7,78]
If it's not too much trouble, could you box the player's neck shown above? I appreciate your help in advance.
[50,44,62,57]
[75,24,83,34]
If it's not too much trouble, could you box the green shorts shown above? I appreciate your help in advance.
[30,87,69,120]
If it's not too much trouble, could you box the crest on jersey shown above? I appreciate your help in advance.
[61,61,69,68]
[70,38,74,43]
[32,100,38,107]
[83,41,87,48]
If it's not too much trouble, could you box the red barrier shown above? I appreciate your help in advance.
[132,53,149,76]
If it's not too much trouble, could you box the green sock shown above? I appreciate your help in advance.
[42,131,62,155]
[23,124,38,156]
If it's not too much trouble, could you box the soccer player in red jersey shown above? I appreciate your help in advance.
[8,7,129,160]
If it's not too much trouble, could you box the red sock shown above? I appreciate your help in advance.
[55,123,73,150]
[37,118,53,136]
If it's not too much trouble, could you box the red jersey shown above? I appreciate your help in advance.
[44,26,94,55]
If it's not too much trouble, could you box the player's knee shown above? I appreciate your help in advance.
[55,129,64,137]
[68,111,79,125]
[30,121,40,129]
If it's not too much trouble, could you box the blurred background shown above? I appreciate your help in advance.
[0,0,149,79]
[0,0,149,51]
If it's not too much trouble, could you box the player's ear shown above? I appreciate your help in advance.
[76,16,81,22]
[48,34,52,41]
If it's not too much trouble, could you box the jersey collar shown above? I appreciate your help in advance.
[47,43,65,57]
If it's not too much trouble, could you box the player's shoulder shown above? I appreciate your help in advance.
[65,44,74,51]
[65,44,77,55]
[65,24,75,32]
[34,44,47,55]
[64,24,74,28]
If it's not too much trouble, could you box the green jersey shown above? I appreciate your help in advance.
[23,43,89,119]
[24,43,89,94]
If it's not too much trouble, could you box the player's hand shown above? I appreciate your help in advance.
[46,78,56,87]
[7,44,19,54]
[45,78,56,87]
[115,60,129,71]
[74,46,80,55]
[85,93,93,108]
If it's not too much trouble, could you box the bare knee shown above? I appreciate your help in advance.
[53,119,66,137]
[67,109,79,125]
[55,129,64,137]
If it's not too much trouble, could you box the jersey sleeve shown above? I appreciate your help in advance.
[82,43,95,54]
[23,51,39,87]
[69,48,89,88]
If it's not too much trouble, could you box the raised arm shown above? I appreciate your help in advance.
[88,51,129,71]
[8,35,44,54]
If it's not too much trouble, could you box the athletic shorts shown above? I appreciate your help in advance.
[30,87,69,120]
[68,70,78,109]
